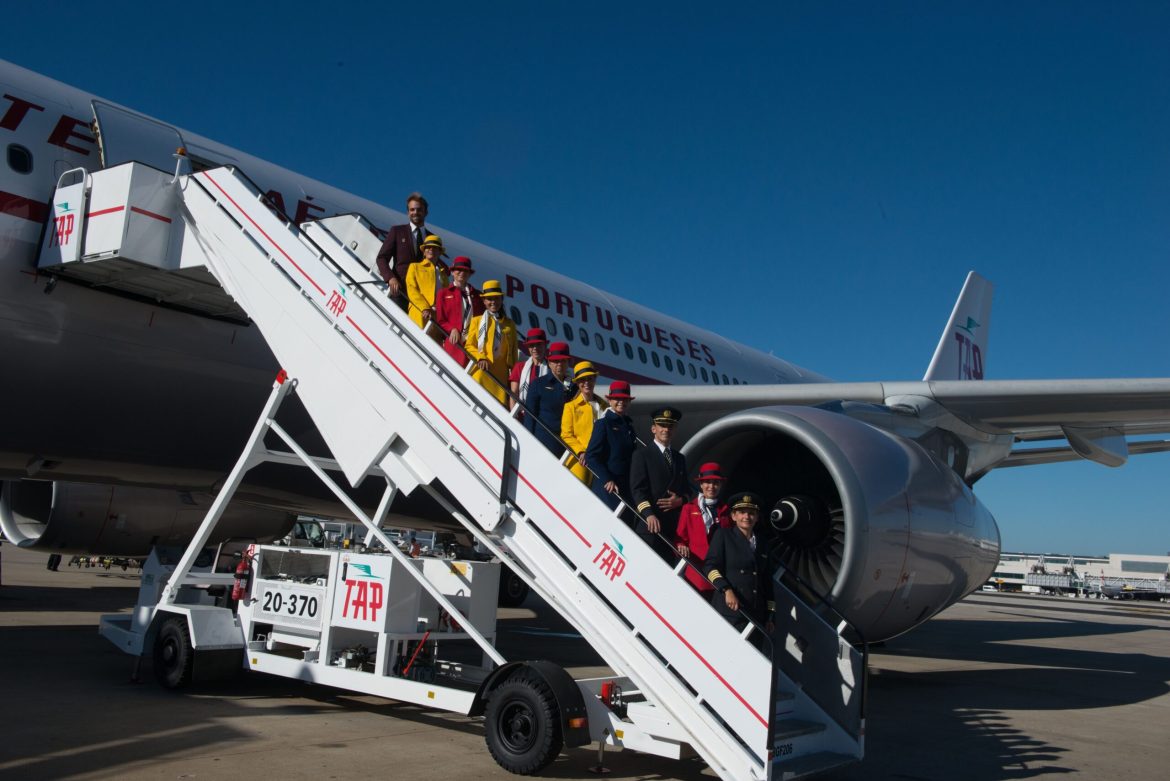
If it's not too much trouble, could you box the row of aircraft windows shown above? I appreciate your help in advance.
[508,306,747,386]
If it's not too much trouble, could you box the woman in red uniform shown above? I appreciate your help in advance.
[675,462,731,592]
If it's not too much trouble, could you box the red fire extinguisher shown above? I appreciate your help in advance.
[231,552,253,601]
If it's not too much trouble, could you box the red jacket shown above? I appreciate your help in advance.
[676,499,730,592]
[434,284,484,365]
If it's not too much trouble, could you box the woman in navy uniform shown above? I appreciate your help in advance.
[523,341,573,454]
[704,491,774,631]
[584,381,638,511]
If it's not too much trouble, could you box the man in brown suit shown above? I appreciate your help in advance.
[375,192,432,310]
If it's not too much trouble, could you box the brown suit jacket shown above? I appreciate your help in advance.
[375,223,430,284]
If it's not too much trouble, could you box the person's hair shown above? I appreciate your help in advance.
[406,192,428,211]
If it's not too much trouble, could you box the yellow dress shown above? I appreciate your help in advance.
[464,313,517,405]
[561,393,606,484]
[405,261,449,330]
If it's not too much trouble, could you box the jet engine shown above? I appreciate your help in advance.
[0,480,294,555]
[682,405,1001,642]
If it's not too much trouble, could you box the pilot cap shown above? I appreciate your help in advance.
[728,492,760,512]
[651,407,682,426]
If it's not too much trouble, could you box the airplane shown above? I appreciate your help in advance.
[1,57,1168,641]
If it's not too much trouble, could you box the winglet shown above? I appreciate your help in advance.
[923,271,994,381]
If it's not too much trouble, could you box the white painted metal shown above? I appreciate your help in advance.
[82,163,863,780]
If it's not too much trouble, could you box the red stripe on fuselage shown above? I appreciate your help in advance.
[0,190,48,223]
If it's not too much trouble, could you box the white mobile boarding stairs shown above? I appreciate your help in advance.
[39,161,865,780]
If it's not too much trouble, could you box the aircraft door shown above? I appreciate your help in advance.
[91,101,185,171]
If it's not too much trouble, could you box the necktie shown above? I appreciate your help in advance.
[664,447,673,470]
[462,288,472,332]
[415,227,423,256]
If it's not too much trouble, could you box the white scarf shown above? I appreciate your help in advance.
[476,310,503,358]
[518,357,549,403]
[700,498,719,534]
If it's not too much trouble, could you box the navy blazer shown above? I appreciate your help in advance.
[524,374,573,455]
[629,442,691,524]
[585,410,637,509]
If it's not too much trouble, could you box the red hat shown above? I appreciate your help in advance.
[606,380,634,400]
[547,341,571,361]
[449,256,475,274]
[695,462,726,482]
[523,328,547,347]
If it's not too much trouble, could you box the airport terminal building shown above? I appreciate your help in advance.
[989,551,1170,599]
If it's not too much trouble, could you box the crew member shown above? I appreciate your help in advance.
[704,491,774,632]
[405,234,449,332]
[375,192,431,310]
[433,255,483,366]
[561,361,604,484]
[629,406,691,557]
[464,280,517,405]
[524,341,573,454]
[509,328,549,411]
[676,462,731,592]
[585,381,637,511]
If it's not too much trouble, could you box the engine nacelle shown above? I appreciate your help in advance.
[683,405,1001,642]
[0,480,294,555]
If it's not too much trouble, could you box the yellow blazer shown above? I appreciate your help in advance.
[561,393,607,483]
[406,261,449,329]
[464,313,517,404]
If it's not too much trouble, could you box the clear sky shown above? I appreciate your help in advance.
[6,2,1168,555]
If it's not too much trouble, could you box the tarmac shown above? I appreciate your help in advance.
[1,543,1167,781]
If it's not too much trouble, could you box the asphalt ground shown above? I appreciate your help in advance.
[1,543,1167,781]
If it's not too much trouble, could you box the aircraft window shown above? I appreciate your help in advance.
[700,367,709,382]
[678,361,686,376]
[624,343,633,359]
[528,312,540,328]
[509,306,521,324]
[722,374,729,384]
[563,324,574,342]
[711,372,720,385]
[688,364,697,378]
[732,378,740,385]
[6,144,32,174]
[545,318,558,336]
[649,350,658,367]
[609,337,619,355]
[578,327,589,345]
[664,355,674,371]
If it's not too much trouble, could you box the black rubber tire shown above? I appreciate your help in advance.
[498,570,530,608]
[484,677,563,774]
[153,616,194,690]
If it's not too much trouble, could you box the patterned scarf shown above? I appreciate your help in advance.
[476,309,503,358]
[518,357,549,403]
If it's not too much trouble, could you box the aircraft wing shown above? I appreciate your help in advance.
[626,377,1170,470]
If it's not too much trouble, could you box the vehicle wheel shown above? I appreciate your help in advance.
[484,677,563,774]
[153,616,194,689]
[498,570,530,608]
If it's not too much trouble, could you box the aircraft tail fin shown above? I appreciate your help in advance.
[923,271,994,381]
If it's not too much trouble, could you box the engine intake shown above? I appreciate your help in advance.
[683,405,1000,641]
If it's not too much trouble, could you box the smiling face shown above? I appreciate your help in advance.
[577,375,596,398]
[731,507,758,535]
[699,479,722,499]
[407,198,427,227]
[452,268,470,287]
[483,296,502,313]
[651,422,675,446]
[609,396,630,413]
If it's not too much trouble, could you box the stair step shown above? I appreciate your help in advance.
[773,751,858,780]
[771,719,826,739]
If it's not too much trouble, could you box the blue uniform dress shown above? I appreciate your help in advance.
[585,409,638,511]
[524,374,574,455]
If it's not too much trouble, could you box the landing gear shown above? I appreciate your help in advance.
[485,676,563,774]
[153,616,193,689]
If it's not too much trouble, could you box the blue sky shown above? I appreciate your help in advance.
[7,2,1168,555]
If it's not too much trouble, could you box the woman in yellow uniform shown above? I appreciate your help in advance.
[464,280,517,405]
[405,234,449,331]
[560,361,606,484]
